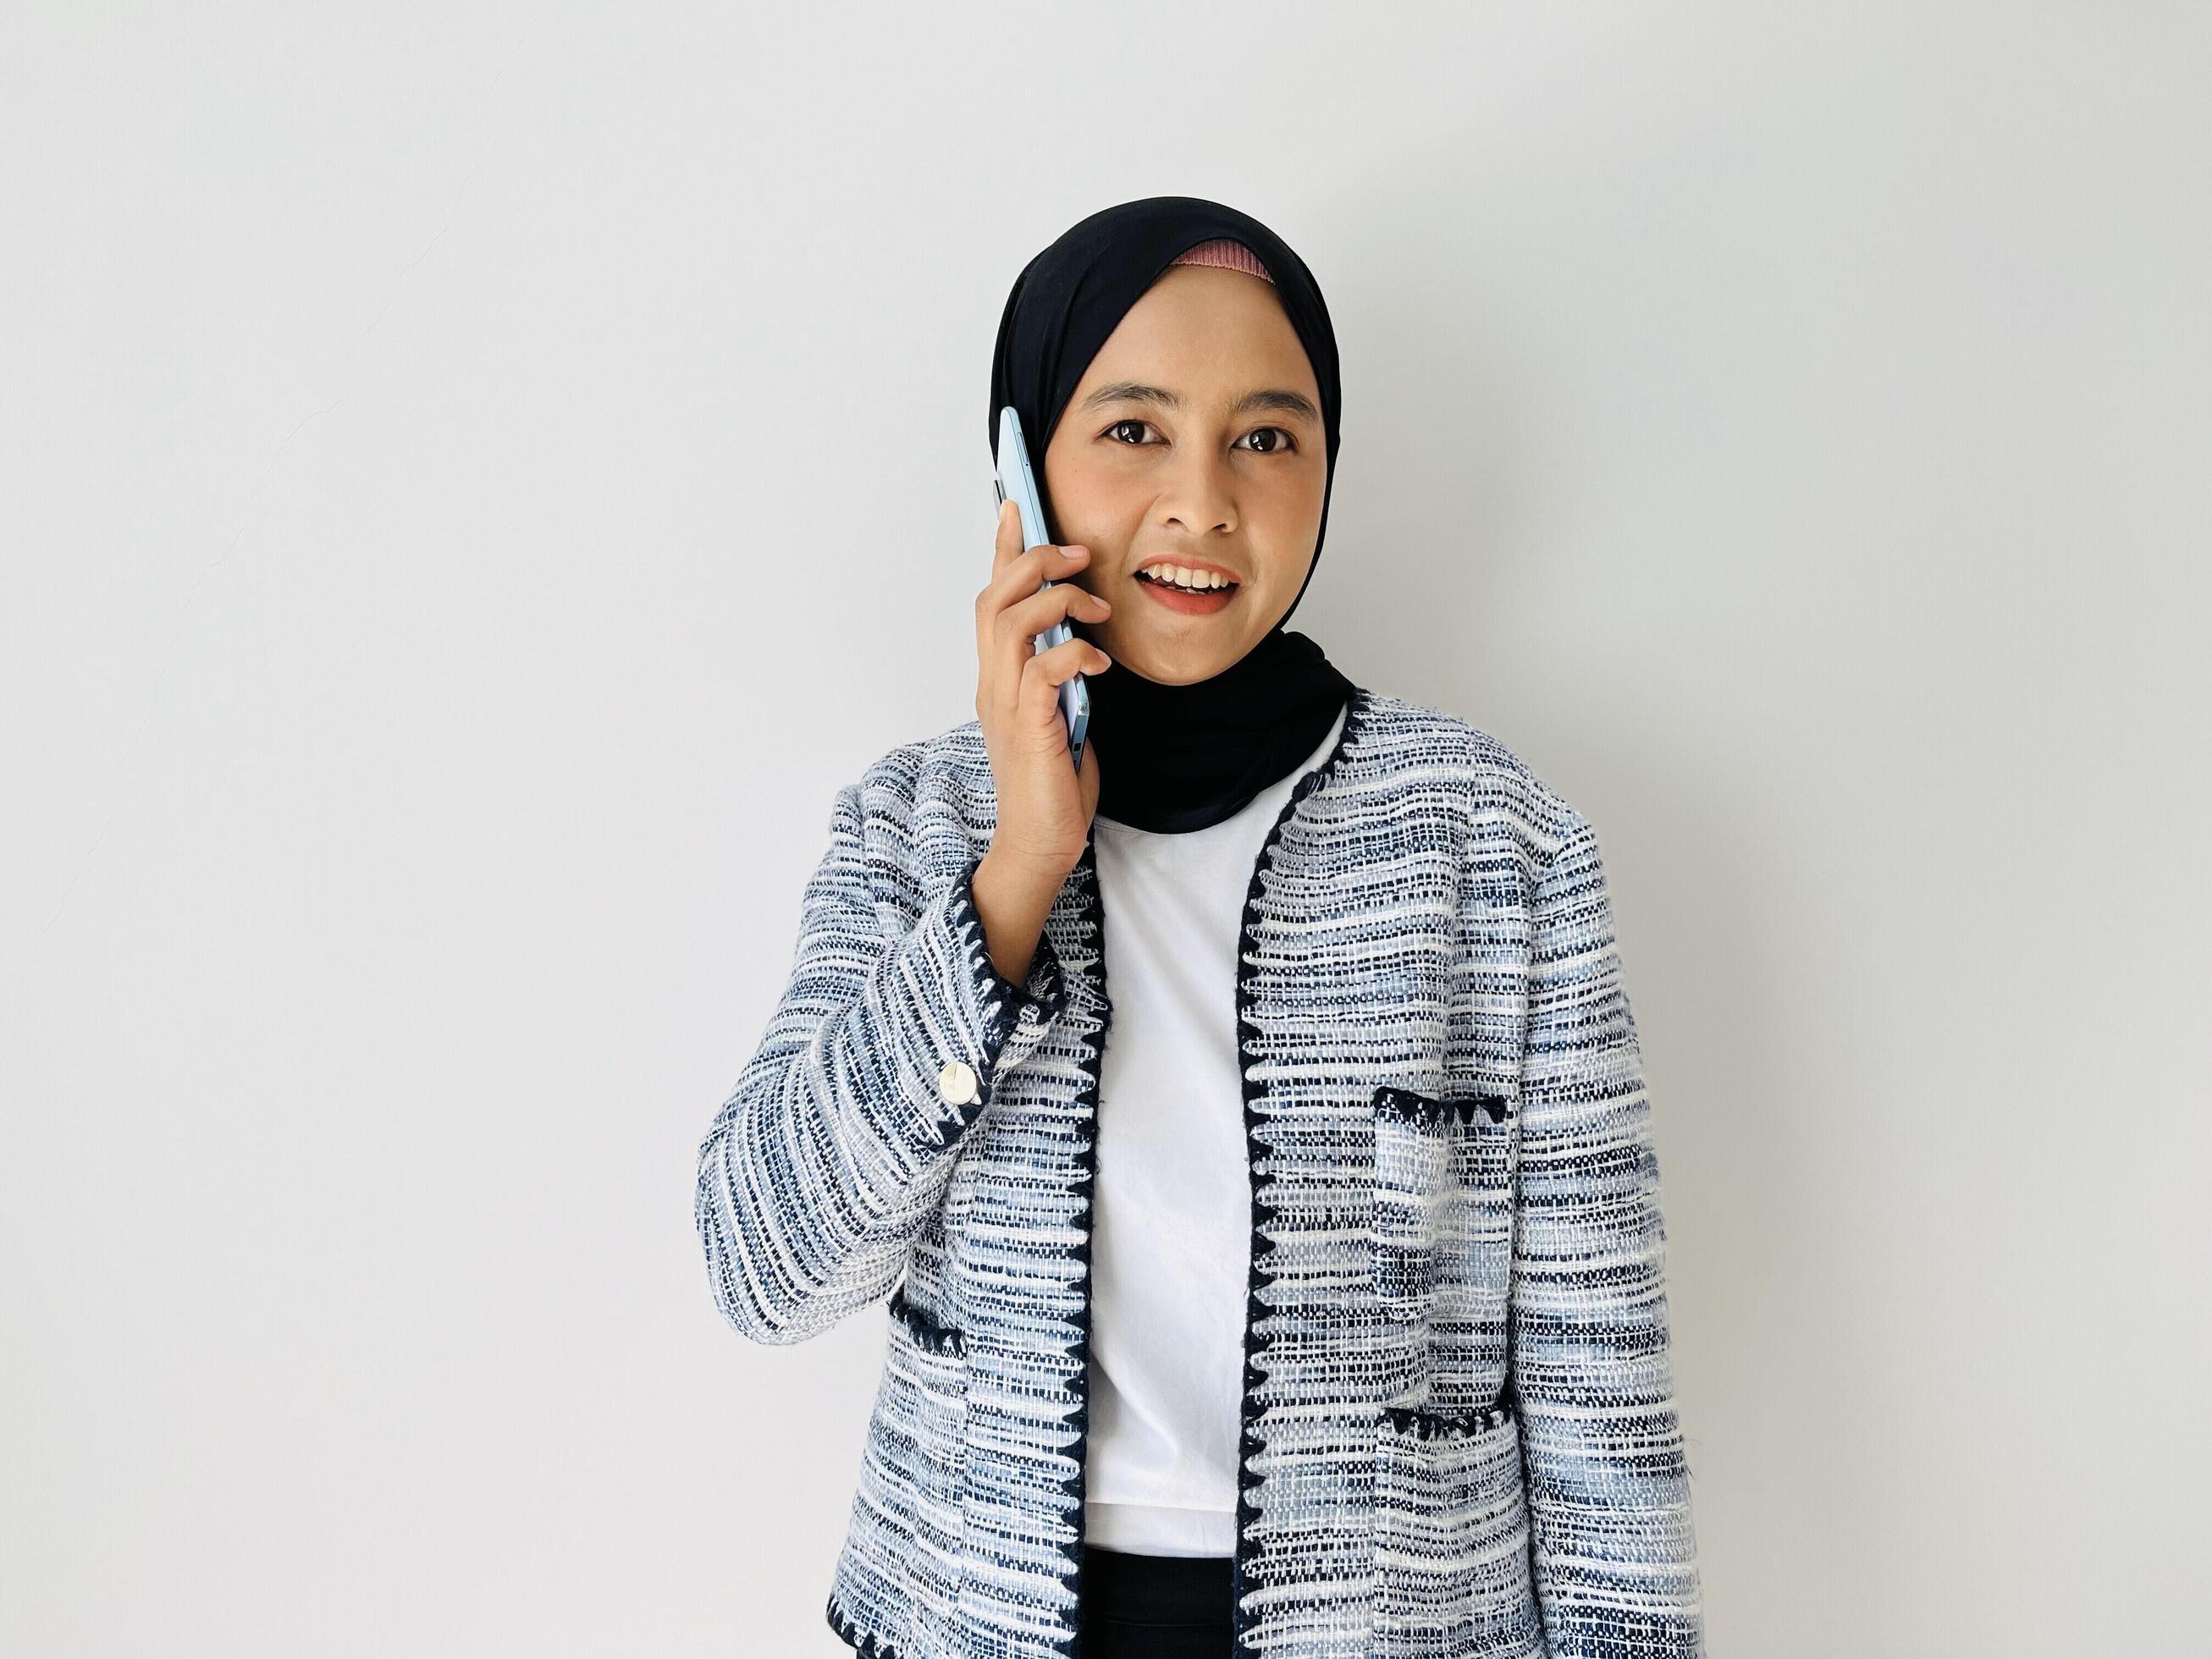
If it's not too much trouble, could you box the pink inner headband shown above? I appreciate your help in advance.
[1169,238,1273,284]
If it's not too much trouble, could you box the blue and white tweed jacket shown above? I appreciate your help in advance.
[695,686,1706,1659]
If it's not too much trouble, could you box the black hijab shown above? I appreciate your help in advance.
[989,196,1356,834]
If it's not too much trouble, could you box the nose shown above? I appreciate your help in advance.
[1156,444,1238,537]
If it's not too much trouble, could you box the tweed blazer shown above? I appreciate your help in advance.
[695,686,1706,1659]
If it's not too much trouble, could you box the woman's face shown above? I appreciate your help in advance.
[1041,264,1327,685]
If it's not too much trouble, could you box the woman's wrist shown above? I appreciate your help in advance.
[973,846,1070,987]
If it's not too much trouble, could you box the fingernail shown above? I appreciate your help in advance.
[1062,545,1083,559]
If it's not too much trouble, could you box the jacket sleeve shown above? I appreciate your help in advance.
[1510,813,1707,1657]
[695,778,1071,1346]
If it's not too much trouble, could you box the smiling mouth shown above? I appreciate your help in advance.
[1134,569,1239,595]
[1134,567,1240,614]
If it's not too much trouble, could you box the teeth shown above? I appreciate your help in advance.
[1141,564,1234,592]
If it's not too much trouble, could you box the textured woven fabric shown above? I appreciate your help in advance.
[696,686,1707,1659]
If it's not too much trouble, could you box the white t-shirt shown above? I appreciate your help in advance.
[1081,701,1349,1557]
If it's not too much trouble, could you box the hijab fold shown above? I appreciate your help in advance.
[989,196,1355,835]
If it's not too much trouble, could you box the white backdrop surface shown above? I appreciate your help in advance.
[3,4,2207,1654]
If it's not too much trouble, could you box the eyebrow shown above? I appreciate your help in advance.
[1077,380,1321,424]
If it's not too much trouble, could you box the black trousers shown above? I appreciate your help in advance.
[1075,1544,1234,1657]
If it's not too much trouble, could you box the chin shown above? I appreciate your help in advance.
[1115,633,1255,686]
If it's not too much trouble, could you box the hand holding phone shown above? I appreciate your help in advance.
[994,406,1092,769]
[972,407,1113,889]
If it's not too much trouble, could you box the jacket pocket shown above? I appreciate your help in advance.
[852,1283,970,1649]
[1371,1399,1545,1657]
[1371,1085,1517,1328]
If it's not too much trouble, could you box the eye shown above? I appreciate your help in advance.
[1102,419,1299,453]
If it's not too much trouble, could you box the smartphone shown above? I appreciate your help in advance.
[994,405,1090,770]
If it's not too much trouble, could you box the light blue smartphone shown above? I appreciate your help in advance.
[994,405,1090,770]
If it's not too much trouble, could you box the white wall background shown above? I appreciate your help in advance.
[4,3,2206,1653]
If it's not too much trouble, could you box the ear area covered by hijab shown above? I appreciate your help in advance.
[988,196,1356,834]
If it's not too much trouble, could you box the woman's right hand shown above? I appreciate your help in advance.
[972,497,1113,947]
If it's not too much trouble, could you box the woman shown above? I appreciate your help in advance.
[697,197,1707,1659]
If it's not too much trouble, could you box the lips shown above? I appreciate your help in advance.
[1134,569,1239,615]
